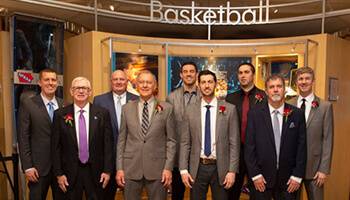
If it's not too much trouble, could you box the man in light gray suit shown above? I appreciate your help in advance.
[166,62,201,200]
[288,67,333,200]
[116,70,176,200]
[179,70,240,200]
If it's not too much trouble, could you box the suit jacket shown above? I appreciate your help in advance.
[225,86,266,129]
[166,86,201,166]
[51,104,114,186]
[17,94,63,176]
[93,91,138,142]
[116,100,176,180]
[244,102,307,188]
[179,100,240,185]
[288,95,333,179]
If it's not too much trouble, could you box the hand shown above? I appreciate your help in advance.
[161,169,172,188]
[223,172,236,189]
[181,172,194,188]
[287,178,300,193]
[116,170,125,188]
[57,175,69,193]
[25,168,39,182]
[313,171,327,187]
[253,176,266,192]
[100,173,110,189]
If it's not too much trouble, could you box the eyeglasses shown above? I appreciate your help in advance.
[72,86,90,92]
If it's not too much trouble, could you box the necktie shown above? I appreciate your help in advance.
[241,93,249,143]
[141,102,149,135]
[272,110,281,168]
[300,98,306,113]
[79,110,89,163]
[116,96,122,130]
[204,105,211,157]
[47,102,54,122]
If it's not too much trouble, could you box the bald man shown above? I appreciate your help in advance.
[93,70,138,199]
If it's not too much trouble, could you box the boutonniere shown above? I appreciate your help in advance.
[283,107,293,122]
[219,105,226,114]
[64,113,74,127]
[311,100,319,108]
[155,103,163,113]
[255,93,264,104]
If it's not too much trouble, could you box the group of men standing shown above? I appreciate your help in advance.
[17,62,333,200]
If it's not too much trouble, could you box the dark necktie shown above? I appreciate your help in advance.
[300,98,306,113]
[204,105,211,157]
[241,93,249,144]
[79,110,89,163]
[141,101,149,135]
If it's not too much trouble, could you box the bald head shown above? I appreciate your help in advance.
[111,70,128,95]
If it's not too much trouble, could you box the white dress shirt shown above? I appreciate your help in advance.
[113,91,127,106]
[297,93,315,121]
[200,97,217,159]
[74,103,90,148]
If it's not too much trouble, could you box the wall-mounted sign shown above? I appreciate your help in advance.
[151,0,270,25]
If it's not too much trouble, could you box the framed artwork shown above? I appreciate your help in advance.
[328,77,339,101]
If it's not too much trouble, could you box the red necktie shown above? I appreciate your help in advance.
[241,93,249,144]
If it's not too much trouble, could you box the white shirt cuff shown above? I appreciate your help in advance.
[290,176,302,183]
[25,167,35,173]
[180,170,189,175]
[252,174,263,181]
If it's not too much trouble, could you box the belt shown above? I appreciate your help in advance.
[200,158,216,165]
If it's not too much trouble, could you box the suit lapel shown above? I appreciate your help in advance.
[65,105,78,148]
[89,104,97,145]
[133,100,143,139]
[193,101,202,146]
[261,103,276,148]
[33,95,51,123]
[107,92,118,128]
[306,96,319,127]
[280,103,291,149]
[215,100,224,142]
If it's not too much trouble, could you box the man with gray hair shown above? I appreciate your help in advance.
[52,77,114,199]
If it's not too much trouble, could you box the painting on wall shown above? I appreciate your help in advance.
[167,56,251,99]
[112,52,159,95]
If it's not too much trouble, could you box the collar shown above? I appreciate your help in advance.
[268,103,284,115]
[40,93,57,106]
[298,93,315,104]
[201,97,217,107]
[140,96,155,105]
[113,91,126,99]
[74,103,90,114]
[239,85,256,96]
[183,85,198,94]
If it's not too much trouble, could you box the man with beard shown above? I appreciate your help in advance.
[245,74,307,200]
[166,62,201,200]
[226,63,265,199]
[179,70,240,199]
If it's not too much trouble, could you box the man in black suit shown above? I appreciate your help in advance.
[93,69,137,199]
[245,74,307,200]
[52,77,114,199]
[18,68,63,200]
[226,63,265,200]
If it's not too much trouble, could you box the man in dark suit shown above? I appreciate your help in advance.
[52,77,114,199]
[179,70,240,200]
[288,67,333,200]
[225,63,265,200]
[166,62,201,200]
[116,70,176,200]
[93,70,137,199]
[245,74,307,200]
[18,68,63,200]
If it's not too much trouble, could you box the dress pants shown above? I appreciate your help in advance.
[191,163,228,200]
[296,179,324,200]
[172,167,186,200]
[28,170,59,200]
[124,178,167,200]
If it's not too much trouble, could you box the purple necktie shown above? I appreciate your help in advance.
[79,109,89,163]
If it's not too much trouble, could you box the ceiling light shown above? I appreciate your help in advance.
[109,5,114,11]
[138,44,142,53]
[274,9,278,14]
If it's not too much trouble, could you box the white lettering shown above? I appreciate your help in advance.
[226,2,240,25]
[164,8,178,23]
[192,1,203,24]
[242,9,256,25]
[150,0,163,22]
[179,9,190,24]
[203,9,216,25]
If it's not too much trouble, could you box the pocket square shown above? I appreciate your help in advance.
[289,122,295,128]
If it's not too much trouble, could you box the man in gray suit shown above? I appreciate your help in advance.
[179,70,240,200]
[166,62,201,200]
[93,70,138,200]
[116,70,176,200]
[288,67,333,200]
[18,68,63,200]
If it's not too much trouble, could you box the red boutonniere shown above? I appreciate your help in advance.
[311,100,319,108]
[219,105,226,114]
[64,113,74,127]
[283,107,293,122]
[255,93,264,104]
[155,103,163,113]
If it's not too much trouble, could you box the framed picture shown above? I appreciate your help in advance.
[328,77,339,101]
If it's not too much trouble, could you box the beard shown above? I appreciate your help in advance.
[271,94,282,102]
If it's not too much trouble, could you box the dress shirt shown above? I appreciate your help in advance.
[74,103,90,148]
[183,90,197,106]
[252,103,302,184]
[138,96,155,125]
[297,93,314,121]
[200,97,217,159]
[40,93,59,113]
[113,91,127,106]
